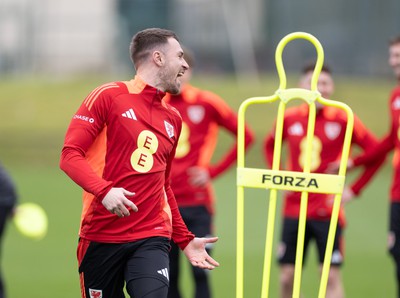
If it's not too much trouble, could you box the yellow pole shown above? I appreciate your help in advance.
[236,31,354,298]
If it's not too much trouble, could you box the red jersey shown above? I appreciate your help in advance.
[353,86,400,201]
[60,76,194,249]
[264,104,380,224]
[164,84,254,213]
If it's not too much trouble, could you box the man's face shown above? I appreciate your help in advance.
[389,42,400,80]
[158,38,189,94]
[299,70,334,99]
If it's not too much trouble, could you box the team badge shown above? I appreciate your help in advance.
[187,105,205,124]
[288,122,304,136]
[324,122,341,140]
[393,96,400,110]
[164,121,175,138]
[89,289,102,298]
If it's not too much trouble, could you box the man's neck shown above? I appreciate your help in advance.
[136,68,163,91]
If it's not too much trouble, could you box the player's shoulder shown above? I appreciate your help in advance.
[392,85,400,94]
[197,88,226,105]
[163,101,183,120]
[284,104,307,119]
[323,106,367,129]
[83,81,126,109]
[390,86,400,99]
[88,81,127,98]
[195,88,235,116]
[323,106,347,121]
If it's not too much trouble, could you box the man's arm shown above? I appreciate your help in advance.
[165,118,219,269]
[59,101,114,199]
[264,131,276,168]
[164,116,195,248]
[207,94,255,178]
[352,134,393,167]
[347,116,390,197]
[60,84,136,215]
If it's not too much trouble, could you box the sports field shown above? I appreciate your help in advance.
[0,73,396,297]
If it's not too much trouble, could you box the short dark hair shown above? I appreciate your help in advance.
[129,28,179,69]
[389,35,400,46]
[302,61,332,75]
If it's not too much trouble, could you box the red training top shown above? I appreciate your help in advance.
[60,76,194,250]
[264,104,381,226]
[164,84,254,213]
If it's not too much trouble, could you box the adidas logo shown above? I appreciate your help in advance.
[157,268,169,280]
[122,108,137,120]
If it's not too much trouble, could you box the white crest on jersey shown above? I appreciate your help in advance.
[288,122,304,136]
[324,122,341,140]
[164,121,174,138]
[393,96,400,110]
[187,105,205,124]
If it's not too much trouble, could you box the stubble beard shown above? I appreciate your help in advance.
[166,81,181,94]
[159,68,181,94]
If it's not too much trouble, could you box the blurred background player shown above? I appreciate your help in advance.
[0,162,18,298]
[164,48,254,298]
[337,35,400,298]
[263,63,383,298]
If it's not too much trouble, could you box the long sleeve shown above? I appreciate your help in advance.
[164,123,195,249]
[60,84,117,200]
[60,144,113,200]
[207,93,255,178]
[264,131,276,168]
[208,123,254,178]
[348,116,387,196]
[352,134,394,167]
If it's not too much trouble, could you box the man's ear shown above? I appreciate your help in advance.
[153,51,164,67]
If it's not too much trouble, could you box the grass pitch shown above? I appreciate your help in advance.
[0,73,396,297]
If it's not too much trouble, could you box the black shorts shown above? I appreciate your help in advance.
[78,236,171,298]
[179,206,212,238]
[389,202,400,258]
[278,218,344,266]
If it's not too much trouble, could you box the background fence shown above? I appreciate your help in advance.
[1,0,399,77]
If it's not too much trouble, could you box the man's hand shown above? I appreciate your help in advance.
[187,166,210,187]
[327,186,355,206]
[326,158,354,174]
[325,161,340,174]
[183,237,220,270]
[340,186,356,205]
[102,187,138,217]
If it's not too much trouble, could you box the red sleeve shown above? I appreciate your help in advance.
[352,134,394,167]
[59,84,116,199]
[207,94,255,178]
[166,185,195,249]
[348,116,387,195]
[165,114,195,249]
[353,93,396,167]
[263,121,277,168]
[208,123,254,178]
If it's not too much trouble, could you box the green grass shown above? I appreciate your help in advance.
[0,73,396,297]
